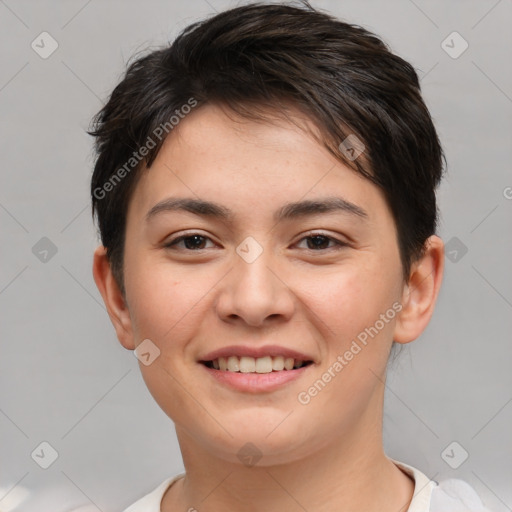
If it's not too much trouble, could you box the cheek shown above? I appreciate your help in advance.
[124,254,206,345]
[124,262,209,420]
[296,263,398,345]
[292,269,398,428]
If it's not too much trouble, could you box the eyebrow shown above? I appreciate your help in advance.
[145,196,368,224]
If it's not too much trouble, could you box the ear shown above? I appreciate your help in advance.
[393,235,444,344]
[92,245,135,350]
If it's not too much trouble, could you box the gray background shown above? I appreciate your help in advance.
[1,0,511,511]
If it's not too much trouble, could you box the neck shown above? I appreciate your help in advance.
[162,389,414,512]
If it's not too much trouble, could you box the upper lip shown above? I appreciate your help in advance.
[199,345,315,363]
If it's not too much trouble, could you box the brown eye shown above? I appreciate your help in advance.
[296,233,347,251]
[165,234,214,250]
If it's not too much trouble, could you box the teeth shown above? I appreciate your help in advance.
[255,356,272,373]
[239,356,256,373]
[272,356,284,371]
[227,356,240,372]
[208,355,309,373]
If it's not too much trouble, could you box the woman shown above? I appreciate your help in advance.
[89,2,492,511]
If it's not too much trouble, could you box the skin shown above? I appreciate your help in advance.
[93,103,444,512]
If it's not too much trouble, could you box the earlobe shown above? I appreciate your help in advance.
[393,235,444,344]
[92,245,135,350]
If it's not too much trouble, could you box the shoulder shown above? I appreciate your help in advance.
[390,459,493,512]
[430,478,492,512]
[121,474,185,512]
[66,473,185,512]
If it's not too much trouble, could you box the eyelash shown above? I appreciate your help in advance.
[164,232,348,252]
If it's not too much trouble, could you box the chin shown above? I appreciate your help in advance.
[207,419,316,462]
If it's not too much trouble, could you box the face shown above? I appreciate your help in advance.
[116,103,408,464]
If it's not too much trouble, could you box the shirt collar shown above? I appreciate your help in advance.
[390,458,438,512]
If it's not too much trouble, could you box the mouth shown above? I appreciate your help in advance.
[198,345,316,392]
[201,355,314,373]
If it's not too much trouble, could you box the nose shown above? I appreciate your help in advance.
[214,243,296,327]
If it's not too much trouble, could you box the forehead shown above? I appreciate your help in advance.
[126,103,388,228]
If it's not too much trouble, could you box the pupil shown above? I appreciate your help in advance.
[185,235,205,250]
[308,235,328,249]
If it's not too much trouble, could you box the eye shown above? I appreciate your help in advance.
[296,233,347,251]
[164,233,215,251]
[164,232,347,252]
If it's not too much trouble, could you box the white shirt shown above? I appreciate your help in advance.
[122,459,492,512]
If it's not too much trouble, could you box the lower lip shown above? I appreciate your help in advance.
[200,363,312,393]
